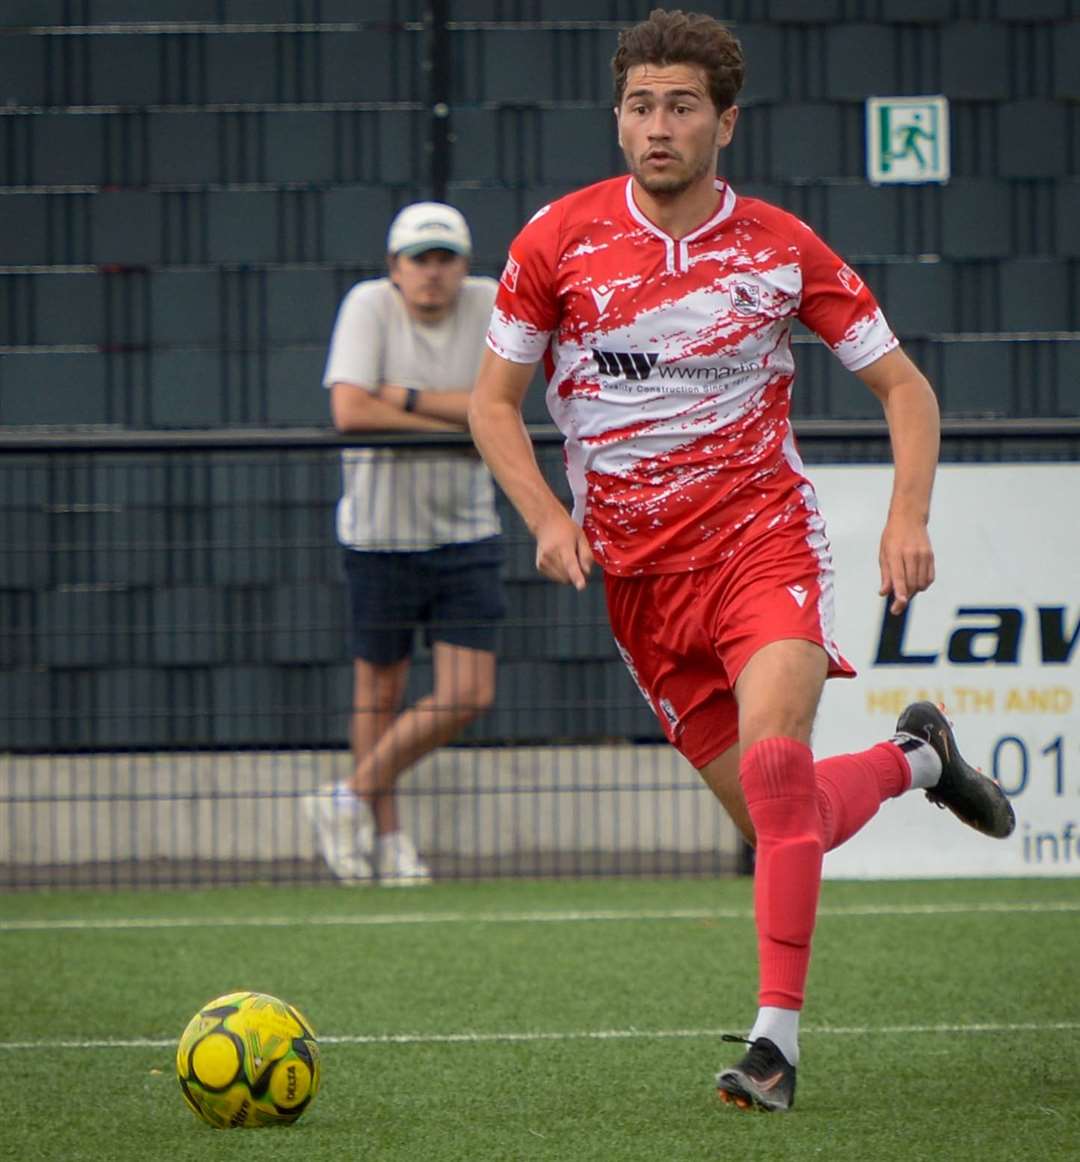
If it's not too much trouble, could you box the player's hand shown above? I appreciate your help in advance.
[534,510,595,590]
[878,512,935,614]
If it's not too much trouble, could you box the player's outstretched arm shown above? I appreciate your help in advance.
[856,346,940,614]
[469,348,594,590]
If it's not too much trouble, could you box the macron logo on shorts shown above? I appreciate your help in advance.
[786,584,809,608]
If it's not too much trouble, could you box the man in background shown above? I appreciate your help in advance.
[304,202,505,886]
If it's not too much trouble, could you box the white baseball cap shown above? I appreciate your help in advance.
[386,202,472,258]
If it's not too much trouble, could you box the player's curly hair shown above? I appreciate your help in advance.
[612,8,745,113]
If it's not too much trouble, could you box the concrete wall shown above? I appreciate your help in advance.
[0,744,741,878]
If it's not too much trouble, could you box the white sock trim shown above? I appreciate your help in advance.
[891,732,943,790]
[748,1006,800,1066]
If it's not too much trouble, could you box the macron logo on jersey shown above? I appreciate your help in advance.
[590,286,615,315]
[787,584,809,608]
[500,255,520,293]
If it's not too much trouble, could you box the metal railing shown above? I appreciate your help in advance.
[1,420,1076,889]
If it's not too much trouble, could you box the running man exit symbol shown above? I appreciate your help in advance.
[866,96,950,185]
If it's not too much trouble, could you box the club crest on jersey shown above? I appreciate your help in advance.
[729,280,761,316]
[836,264,863,295]
[500,254,520,293]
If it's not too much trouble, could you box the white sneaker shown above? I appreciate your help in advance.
[302,785,375,884]
[376,831,432,887]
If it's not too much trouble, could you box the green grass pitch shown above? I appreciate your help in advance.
[3,876,1079,1161]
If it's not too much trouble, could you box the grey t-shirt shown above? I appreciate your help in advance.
[323,276,501,551]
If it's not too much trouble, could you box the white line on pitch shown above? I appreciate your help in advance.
[2,1021,1078,1053]
[1,900,1078,933]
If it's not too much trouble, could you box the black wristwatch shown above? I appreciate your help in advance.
[404,387,420,413]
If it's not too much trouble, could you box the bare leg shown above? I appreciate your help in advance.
[346,656,411,830]
[349,642,496,834]
[733,638,827,747]
[698,745,753,845]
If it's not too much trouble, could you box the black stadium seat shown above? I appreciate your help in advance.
[940,181,1011,259]
[997,102,1068,179]
[92,190,162,266]
[322,186,401,266]
[206,190,279,264]
[203,33,281,106]
[941,25,1010,101]
[0,352,108,425]
[879,261,956,338]
[0,32,47,106]
[31,112,107,186]
[768,105,843,181]
[266,269,339,345]
[824,24,897,102]
[734,24,783,105]
[149,351,226,428]
[86,34,166,107]
[150,271,222,347]
[34,273,106,346]
[998,259,1071,334]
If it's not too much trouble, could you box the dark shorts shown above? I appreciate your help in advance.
[342,536,505,665]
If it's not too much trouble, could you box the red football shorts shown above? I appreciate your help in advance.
[603,522,856,770]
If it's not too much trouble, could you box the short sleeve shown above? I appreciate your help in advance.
[322,281,384,391]
[795,222,898,372]
[485,203,560,365]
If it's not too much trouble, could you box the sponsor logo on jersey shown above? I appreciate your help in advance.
[591,350,764,391]
[730,280,761,316]
[786,584,809,608]
[836,264,864,295]
[500,254,521,293]
[593,348,660,381]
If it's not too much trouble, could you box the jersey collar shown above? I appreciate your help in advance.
[623,176,736,242]
[623,177,737,273]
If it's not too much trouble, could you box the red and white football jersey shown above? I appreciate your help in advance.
[486,175,898,576]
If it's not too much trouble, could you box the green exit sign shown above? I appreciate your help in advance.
[866,96,950,185]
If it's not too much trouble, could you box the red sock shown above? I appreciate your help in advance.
[815,742,910,852]
[740,737,823,1010]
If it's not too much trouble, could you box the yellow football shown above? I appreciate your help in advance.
[176,991,320,1129]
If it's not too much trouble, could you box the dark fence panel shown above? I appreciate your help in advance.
[2,422,1075,753]
[2,8,1078,430]
[0,429,666,755]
